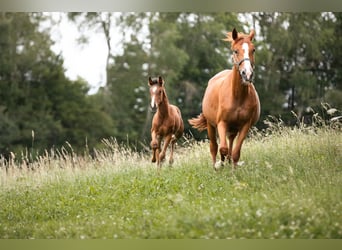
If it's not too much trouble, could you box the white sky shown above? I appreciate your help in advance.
[48,13,109,94]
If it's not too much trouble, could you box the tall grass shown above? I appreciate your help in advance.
[0,110,341,239]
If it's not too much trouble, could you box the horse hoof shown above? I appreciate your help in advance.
[151,158,156,163]
[214,161,224,171]
[237,161,245,166]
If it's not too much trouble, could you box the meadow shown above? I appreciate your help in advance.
[0,116,341,239]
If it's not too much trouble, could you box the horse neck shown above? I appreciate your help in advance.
[230,66,249,98]
[157,91,170,118]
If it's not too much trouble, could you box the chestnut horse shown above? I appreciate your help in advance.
[189,28,260,169]
[148,76,184,168]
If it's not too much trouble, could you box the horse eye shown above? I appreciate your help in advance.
[252,48,256,53]
[233,50,238,54]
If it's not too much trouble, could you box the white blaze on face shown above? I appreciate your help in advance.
[151,86,158,108]
[242,42,253,80]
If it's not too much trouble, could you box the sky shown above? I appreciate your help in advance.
[48,13,109,94]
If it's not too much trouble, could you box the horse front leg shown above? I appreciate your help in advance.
[227,133,237,163]
[217,121,228,164]
[232,124,250,166]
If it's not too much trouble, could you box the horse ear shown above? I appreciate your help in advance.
[148,77,153,86]
[223,32,233,42]
[249,29,255,41]
[232,28,238,40]
[158,76,164,86]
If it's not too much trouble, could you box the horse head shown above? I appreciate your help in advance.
[224,28,255,84]
[148,76,165,112]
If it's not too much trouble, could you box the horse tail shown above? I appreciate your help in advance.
[188,113,207,131]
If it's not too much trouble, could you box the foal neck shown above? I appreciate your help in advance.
[157,91,170,117]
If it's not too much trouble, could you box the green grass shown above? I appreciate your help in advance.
[0,124,341,239]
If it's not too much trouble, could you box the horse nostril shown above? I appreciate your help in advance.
[248,71,254,81]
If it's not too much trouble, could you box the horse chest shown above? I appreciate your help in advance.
[152,115,175,135]
[218,104,254,134]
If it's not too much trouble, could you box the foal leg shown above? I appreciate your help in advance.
[168,135,176,165]
[159,134,172,167]
[151,148,157,163]
[155,145,163,168]
[168,126,183,166]
[150,131,158,162]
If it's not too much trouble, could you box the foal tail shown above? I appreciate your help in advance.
[188,113,207,131]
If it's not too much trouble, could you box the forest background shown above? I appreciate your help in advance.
[0,12,341,161]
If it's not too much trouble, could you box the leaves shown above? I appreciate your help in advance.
[0,13,114,157]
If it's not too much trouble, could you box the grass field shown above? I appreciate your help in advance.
[0,117,341,239]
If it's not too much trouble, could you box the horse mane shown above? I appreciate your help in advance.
[223,32,246,42]
[222,29,255,48]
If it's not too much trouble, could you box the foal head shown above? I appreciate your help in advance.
[148,76,166,112]
[224,28,255,84]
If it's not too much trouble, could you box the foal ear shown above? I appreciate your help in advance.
[148,76,153,86]
[249,29,255,41]
[158,76,164,86]
[232,28,238,40]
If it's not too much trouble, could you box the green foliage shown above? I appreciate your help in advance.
[0,122,341,238]
[0,13,114,158]
[254,12,340,123]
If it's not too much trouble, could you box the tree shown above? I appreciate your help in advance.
[0,13,115,160]
[251,12,340,125]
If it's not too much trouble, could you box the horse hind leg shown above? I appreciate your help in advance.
[232,125,250,166]
[207,124,219,169]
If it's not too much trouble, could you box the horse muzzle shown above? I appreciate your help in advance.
[240,68,254,84]
[237,58,254,84]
